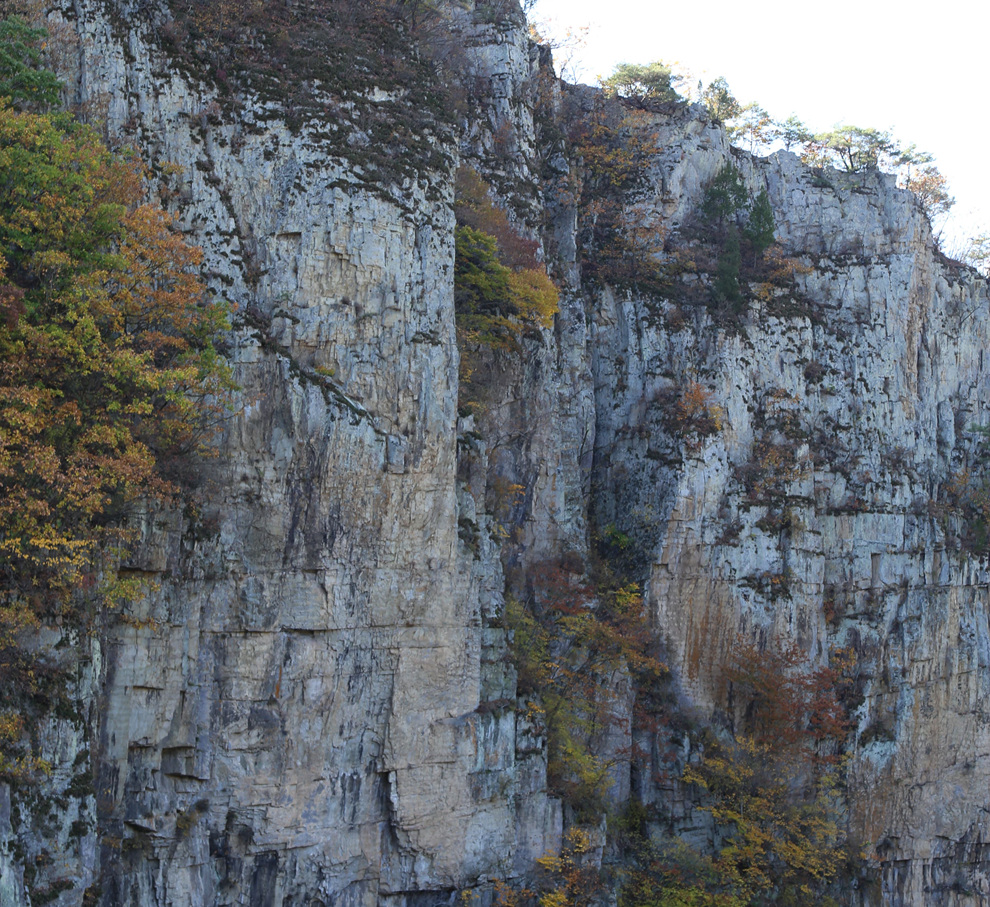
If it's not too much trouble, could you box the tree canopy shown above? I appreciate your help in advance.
[601,61,682,107]
[0,17,61,110]
[0,76,233,777]
[0,104,233,618]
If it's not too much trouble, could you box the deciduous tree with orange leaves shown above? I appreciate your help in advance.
[0,98,233,778]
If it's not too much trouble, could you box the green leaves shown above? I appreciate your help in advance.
[602,61,683,107]
[744,190,776,257]
[0,18,62,111]
[701,164,748,226]
[0,103,233,609]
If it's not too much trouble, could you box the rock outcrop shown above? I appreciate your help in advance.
[3,2,990,906]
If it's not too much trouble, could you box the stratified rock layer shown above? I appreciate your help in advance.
[2,2,990,906]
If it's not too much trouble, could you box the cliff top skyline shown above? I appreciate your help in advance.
[532,0,988,252]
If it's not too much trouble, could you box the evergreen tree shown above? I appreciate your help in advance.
[702,164,748,228]
[601,61,682,107]
[0,18,62,110]
[744,189,776,257]
[713,225,743,311]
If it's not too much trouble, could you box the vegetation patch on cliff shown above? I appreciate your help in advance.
[0,30,233,780]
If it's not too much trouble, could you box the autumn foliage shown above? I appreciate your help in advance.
[454,166,558,345]
[507,559,666,814]
[0,101,233,777]
[678,643,856,903]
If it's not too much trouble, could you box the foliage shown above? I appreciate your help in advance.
[506,559,667,815]
[701,78,740,124]
[712,226,742,309]
[902,164,954,224]
[744,190,776,257]
[776,115,811,152]
[455,167,541,270]
[943,466,990,556]
[0,17,61,110]
[809,125,898,172]
[455,226,515,319]
[622,839,748,907]
[964,233,990,275]
[692,167,782,320]
[680,644,855,903]
[534,827,607,907]
[657,381,727,451]
[602,61,683,107]
[701,165,748,227]
[728,104,773,155]
[0,103,233,776]
[568,100,666,291]
[453,167,558,355]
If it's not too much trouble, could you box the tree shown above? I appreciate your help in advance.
[681,643,853,903]
[602,61,682,107]
[701,77,740,123]
[965,232,990,275]
[744,189,775,257]
[902,164,954,224]
[713,225,743,310]
[775,114,811,152]
[453,167,558,340]
[701,164,748,227]
[728,103,772,154]
[0,17,61,110]
[0,103,233,774]
[814,124,899,172]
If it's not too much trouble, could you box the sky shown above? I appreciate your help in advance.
[529,0,990,251]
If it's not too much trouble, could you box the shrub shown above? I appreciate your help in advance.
[453,168,558,351]
[680,643,855,902]
[657,381,727,451]
[506,561,667,815]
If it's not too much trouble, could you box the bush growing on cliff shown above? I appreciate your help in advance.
[568,97,667,292]
[453,166,558,352]
[506,559,667,815]
[602,61,683,108]
[0,98,233,777]
[680,644,855,903]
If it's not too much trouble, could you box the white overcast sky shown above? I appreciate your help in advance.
[529,0,990,250]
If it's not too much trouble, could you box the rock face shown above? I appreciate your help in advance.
[4,1,990,906]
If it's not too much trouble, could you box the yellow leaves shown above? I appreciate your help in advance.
[505,267,559,329]
[0,104,233,773]
[681,641,853,900]
[538,890,568,907]
[659,381,727,451]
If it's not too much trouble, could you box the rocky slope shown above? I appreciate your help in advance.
[2,1,990,905]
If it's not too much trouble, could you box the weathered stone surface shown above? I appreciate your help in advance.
[6,1,990,905]
[587,103,990,904]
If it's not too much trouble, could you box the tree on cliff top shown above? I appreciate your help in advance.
[602,61,683,107]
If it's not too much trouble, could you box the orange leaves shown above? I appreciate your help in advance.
[0,103,233,619]
[724,641,852,759]
[655,381,727,452]
[506,559,667,813]
[453,166,559,350]
[678,641,856,900]
[0,102,233,777]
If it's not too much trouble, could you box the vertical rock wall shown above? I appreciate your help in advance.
[5,2,990,905]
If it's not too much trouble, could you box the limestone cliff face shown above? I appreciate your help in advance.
[588,105,990,904]
[3,2,990,906]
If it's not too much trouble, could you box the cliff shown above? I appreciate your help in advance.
[2,1,990,905]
